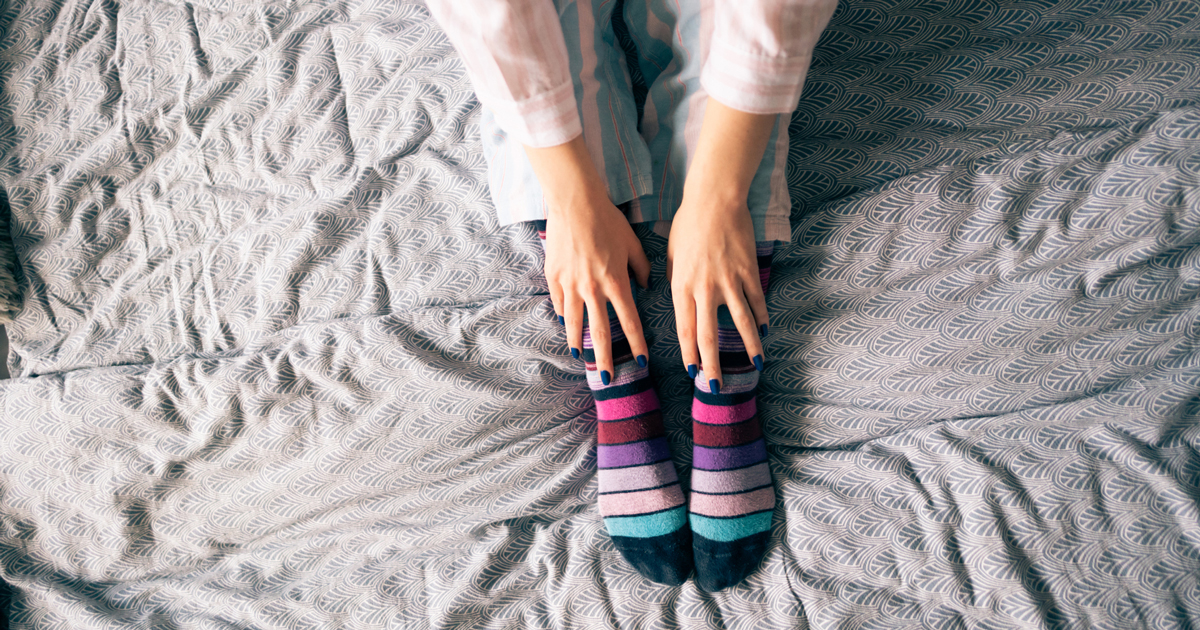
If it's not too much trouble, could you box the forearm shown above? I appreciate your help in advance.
[668,99,775,388]
[524,136,610,219]
[681,98,778,219]
[425,0,582,148]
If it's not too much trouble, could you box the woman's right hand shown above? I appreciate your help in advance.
[526,137,651,381]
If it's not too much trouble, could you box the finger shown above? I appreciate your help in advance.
[673,288,699,379]
[744,270,769,337]
[609,280,649,370]
[550,280,565,327]
[586,296,614,385]
[727,288,764,372]
[696,295,722,393]
[628,238,651,290]
[564,292,584,360]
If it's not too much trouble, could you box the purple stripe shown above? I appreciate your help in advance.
[717,328,744,343]
[719,340,748,352]
[717,327,754,351]
[599,437,670,469]
[693,439,767,471]
[582,314,626,347]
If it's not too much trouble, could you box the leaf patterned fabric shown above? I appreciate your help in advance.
[0,0,1199,628]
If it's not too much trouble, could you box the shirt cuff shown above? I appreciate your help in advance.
[479,80,583,148]
[700,39,814,115]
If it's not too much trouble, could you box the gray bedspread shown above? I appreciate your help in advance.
[2,0,1200,627]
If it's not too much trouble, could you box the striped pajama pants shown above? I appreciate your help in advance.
[480,0,794,243]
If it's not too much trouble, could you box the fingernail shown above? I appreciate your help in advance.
[760,324,769,337]
[559,315,565,326]
[753,355,764,372]
[687,364,698,379]
[571,347,580,360]
[637,355,647,368]
[709,379,720,394]
[601,370,611,385]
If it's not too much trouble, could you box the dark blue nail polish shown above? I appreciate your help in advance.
[559,315,565,326]
[601,370,611,385]
[753,355,764,372]
[637,355,647,368]
[571,347,580,360]
[687,364,698,379]
[709,379,720,394]
[759,324,769,337]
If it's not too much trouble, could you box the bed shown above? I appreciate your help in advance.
[1,0,1199,627]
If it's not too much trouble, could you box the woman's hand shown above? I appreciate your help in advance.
[668,99,778,389]
[668,193,765,391]
[526,137,651,380]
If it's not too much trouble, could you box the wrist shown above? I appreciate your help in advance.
[678,98,774,218]
[679,167,756,223]
[543,178,610,218]
[679,184,750,221]
[524,135,610,218]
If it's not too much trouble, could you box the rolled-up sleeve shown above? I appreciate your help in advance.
[425,0,583,147]
[702,0,838,115]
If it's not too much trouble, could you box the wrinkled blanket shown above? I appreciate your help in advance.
[1,0,1199,627]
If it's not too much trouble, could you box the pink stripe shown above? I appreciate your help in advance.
[692,462,772,494]
[644,1,672,55]
[575,0,607,186]
[636,1,669,145]
[681,92,707,172]
[640,72,662,144]
[605,65,639,204]
[597,389,658,421]
[680,0,712,171]
[767,113,791,235]
[626,195,647,224]
[600,486,686,517]
[698,0,714,68]
[692,398,756,424]
[587,363,647,388]
[689,487,774,518]
[599,461,678,493]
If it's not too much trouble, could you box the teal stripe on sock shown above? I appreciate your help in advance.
[689,511,772,542]
[605,506,687,538]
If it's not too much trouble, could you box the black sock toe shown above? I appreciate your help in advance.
[693,530,771,592]
[611,526,694,586]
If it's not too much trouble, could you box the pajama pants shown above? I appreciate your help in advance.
[479,0,794,242]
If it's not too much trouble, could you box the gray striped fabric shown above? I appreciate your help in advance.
[0,0,1199,628]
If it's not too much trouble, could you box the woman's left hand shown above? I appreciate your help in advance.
[667,98,778,391]
[667,194,766,392]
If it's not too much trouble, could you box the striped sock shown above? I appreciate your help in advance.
[535,221,693,585]
[689,241,776,592]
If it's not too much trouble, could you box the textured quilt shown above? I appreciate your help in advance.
[2,0,1200,628]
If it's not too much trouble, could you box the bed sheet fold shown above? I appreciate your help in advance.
[1,0,1200,628]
